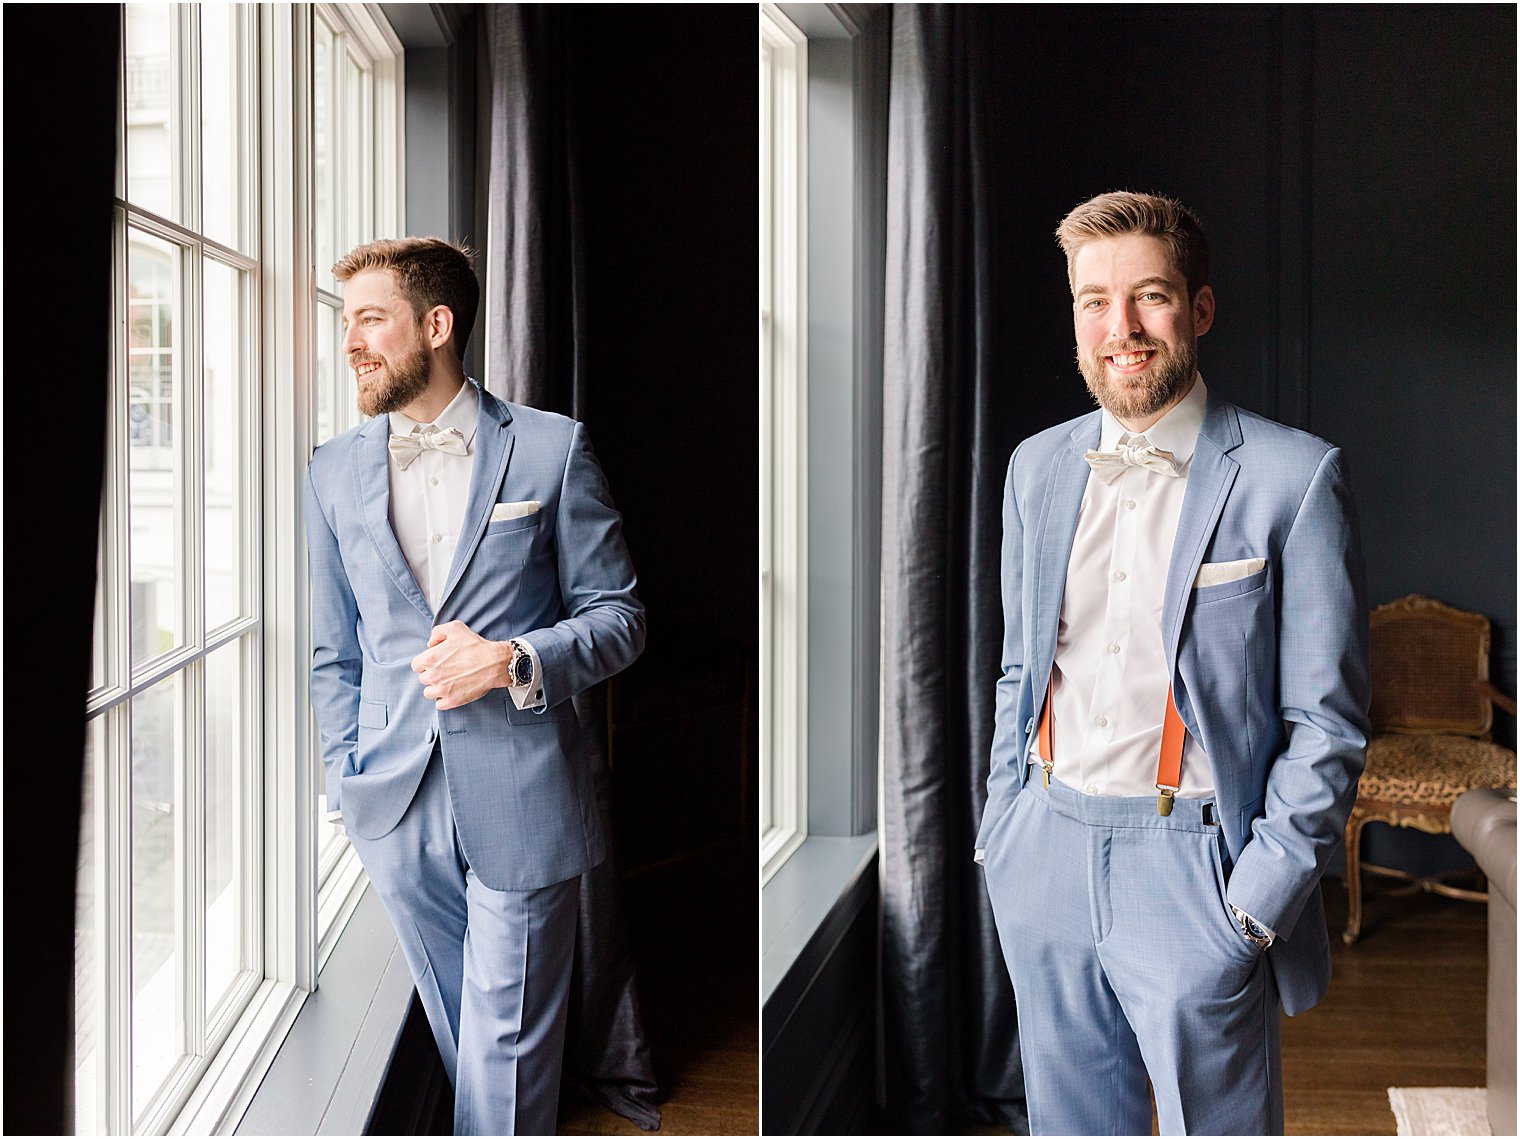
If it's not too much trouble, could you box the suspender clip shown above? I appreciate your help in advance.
[1156,785,1178,816]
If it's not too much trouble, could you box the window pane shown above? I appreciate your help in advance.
[201,4,247,251]
[92,520,108,691]
[125,5,179,219]
[316,299,338,445]
[314,21,334,288]
[128,230,183,664]
[206,640,247,1012]
[132,671,184,1119]
[316,704,343,863]
[205,259,245,630]
[75,716,105,1134]
[341,50,371,258]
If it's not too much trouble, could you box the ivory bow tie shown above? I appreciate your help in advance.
[1083,437,1181,484]
[388,427,468,470]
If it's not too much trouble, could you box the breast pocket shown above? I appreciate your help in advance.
[1192,565,1268,605]
[480,512,544,566]
[483,512,543,537]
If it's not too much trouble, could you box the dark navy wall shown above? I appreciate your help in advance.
[1309,6,1516,712]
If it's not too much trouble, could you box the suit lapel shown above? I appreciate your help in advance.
[1162,394,1243,673]
[353,415,434,620]
[1030,415,1101,697]
[436,383,516,613]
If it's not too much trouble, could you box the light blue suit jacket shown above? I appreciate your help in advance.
[306,381,645,891]
[975,390,1370,1015]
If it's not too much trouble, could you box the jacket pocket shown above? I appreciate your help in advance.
[357,700,388,729]
[504,697,576,727]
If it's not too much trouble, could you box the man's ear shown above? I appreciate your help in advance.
[1191,285,1215,337]
[426,305,454,351]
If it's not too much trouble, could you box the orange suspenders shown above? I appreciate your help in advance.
[1036,676,1186,816]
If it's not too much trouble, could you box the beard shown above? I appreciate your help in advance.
[1078,335,1197,423]
[353,331,432,418]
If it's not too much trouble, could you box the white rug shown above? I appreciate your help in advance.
[1388,1087,1490,1136]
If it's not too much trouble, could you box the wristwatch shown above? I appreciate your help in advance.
[507,639,535,689]
[1229,904,1274,950]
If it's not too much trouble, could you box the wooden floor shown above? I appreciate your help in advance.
[967,877,1489,1135]
[558,842,759,1136]
[548,863,1488,1136]
[1283,880,1487,1135]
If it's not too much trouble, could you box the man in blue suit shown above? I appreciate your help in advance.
[306,237,644,1134]
[975,192,1369,1135]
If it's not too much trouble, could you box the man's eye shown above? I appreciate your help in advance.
[1083,299,1106,310]
[1141,292,1167,302]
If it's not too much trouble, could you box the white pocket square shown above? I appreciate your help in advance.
[1195,558,1266,588]
[491,500,541,522]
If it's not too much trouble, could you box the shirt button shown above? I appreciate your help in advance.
[1114,570,1126,582]
[1096,716,1108,727]
[430,477,439,486]
[1124,499,1137,510]
[1085,783,1099,795]
[1110,642,1121,654]
[432,534,443,543]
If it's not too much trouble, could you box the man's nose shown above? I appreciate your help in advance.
[341,322,364,356]
[1108,298,1140,341]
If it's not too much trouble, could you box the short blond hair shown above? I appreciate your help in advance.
[333,237,480,359]
[1056,191,1210,298]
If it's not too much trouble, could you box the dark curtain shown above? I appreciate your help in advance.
[477,6,661,1130]
[2,8,118,1134]
[878,7,1027,1134]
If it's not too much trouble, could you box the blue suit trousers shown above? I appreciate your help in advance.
[982,776,1284,1136]
[349,748,580,1135]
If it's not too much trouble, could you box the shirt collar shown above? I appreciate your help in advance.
[1098,373,1208,466]
[388,379,480,448]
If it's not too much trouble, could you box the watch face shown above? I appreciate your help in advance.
[512,653,533,686]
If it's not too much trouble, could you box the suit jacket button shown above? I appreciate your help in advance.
[1025,717,1035,735]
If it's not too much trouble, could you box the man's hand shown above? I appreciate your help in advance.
[412,621,511,710]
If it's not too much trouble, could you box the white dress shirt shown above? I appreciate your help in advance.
[1032,375,1214,799]
[388,380,479,609]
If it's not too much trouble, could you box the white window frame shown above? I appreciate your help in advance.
[79,7,405,1133]
[761,4,808,883]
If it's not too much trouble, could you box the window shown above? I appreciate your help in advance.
[309,2,405,952]
[78,7,402,1132]
[760,5,808,882]
[81,8,262,1131]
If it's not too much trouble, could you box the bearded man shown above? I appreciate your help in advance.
[975,192,1369,1135]
[306,237,644,1134]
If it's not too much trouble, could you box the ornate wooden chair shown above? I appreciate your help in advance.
[1343,595,1517,944]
